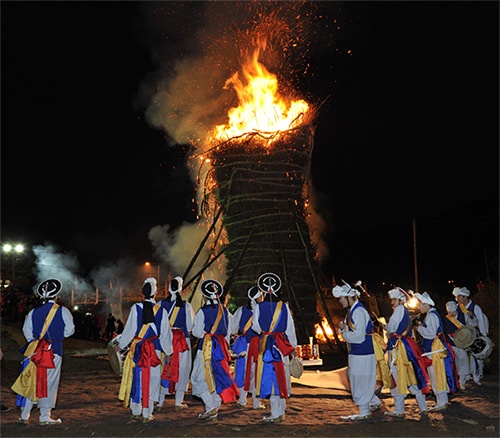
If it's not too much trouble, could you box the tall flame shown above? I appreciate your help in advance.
[214,47,309,141]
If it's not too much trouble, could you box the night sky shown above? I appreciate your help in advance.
[2,1,498,294]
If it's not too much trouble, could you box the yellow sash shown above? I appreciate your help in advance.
[169,306,180,326]
[393,338,418,394]
[118,304,160,407]
[372,332,391,390]
[11,303,60,400]
[431,337,449,392]
[202,305,223,393]
[445,314,463,329]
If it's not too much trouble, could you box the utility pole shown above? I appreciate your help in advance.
[413,218,419,293]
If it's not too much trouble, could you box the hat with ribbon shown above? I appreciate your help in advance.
[388,287,411,303]
[332,284,359,298]
[35,278,62,300]
[200,279,223,300]
[414,291,435,306]
[142,277,157,298]
[257,273,282,295]
[453,287,470,297]
[169,276,183,295]
[247,285,262,301]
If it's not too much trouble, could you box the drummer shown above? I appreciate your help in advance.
[452,286,489,386]
[116,277,173,423]
[414,292,458,412]
[443,301,472,389]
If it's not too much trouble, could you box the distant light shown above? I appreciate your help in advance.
[73,306,79,311]
[2,243,24,253]
[407,297,419,309]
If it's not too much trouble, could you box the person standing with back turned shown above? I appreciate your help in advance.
[12,278,75,426]
[252,273,298,423]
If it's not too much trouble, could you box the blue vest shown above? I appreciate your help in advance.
[238,306,259,341]
[197,305,230,350]
[133,303,165,351]
[387,306,412,350]
[348,301,374,356]
[160,299,189,338]
[31,302,67,356]
[257,300,288,333]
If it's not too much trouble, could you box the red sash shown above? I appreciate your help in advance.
[31,339,55,399]
[160,329,189,392]
[137,337,161,407]
[244,336,260,391]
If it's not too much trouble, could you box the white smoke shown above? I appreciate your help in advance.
[33,243,92,296]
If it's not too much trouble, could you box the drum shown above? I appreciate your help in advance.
[468,335,494,360]
[107,334,130,376]
[453,325,476,349]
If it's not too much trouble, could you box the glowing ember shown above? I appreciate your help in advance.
[213,45,310,141]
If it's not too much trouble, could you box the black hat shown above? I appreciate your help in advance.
[258,273,281,295]
[35,278,62,300]
[200,279,223,300]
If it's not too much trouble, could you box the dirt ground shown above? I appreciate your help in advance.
[1,321,499,437]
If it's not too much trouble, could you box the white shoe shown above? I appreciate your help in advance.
[39,418,62,426]
[384,411,405,418]
[262,415,283,423]
[340,413,371,421]
[429,404,448,412]
[197,408,218,420]
[369,402,382,412]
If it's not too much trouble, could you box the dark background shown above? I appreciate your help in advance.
[1,1,498,295]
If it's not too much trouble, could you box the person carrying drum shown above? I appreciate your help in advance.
[444,300,473,389]
[414,291,458,412]
[383,287,430,418]
[117,277,173,423]
[190,279,239,421]
[156,276,194,412]
[252,273,298,423]
[229,284,266,410]
[11,279,75,426]
[452,286,489,385]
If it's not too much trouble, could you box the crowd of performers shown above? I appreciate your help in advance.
[10,274,490,425]
[333,283,490,420]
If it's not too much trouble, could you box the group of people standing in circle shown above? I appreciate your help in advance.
[332,282,490,421]
[10,274,490,426]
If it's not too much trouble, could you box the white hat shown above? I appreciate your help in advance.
[415,292,435,306]
[142,277,158,298]
[247,285,262,301]
[446,301,458,313]
[332,284,358,298]
[388,287,410,302]
[453,287,470,297]
[169,276,183,295]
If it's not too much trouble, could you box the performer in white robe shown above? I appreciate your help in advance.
[117,277,172,423]
[333,283,382,421]
[157,276,194,411]
[13,279,75,426]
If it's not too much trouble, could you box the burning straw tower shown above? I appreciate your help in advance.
[192,46,323,344]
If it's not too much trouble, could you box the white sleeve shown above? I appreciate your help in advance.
[119,304,138,348]
[22,309,34,342]
[285,304,298,348]
[251,304,262,334]
[185,303,195,333]
[62,307,75,338]
[341,306,370,345]
[159,308,173,355]
[472,304,489,336]
[417,311,440,340]
[230,307,242,335]
[192,309,206,339]
[386,305,404,335]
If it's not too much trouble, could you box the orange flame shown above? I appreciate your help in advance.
[214,46,309,142]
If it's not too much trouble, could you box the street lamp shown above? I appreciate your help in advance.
[144,262,161,292]
[2,243,25,287]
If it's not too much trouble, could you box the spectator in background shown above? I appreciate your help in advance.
[116,319,124,335]
[105,313,116,341]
